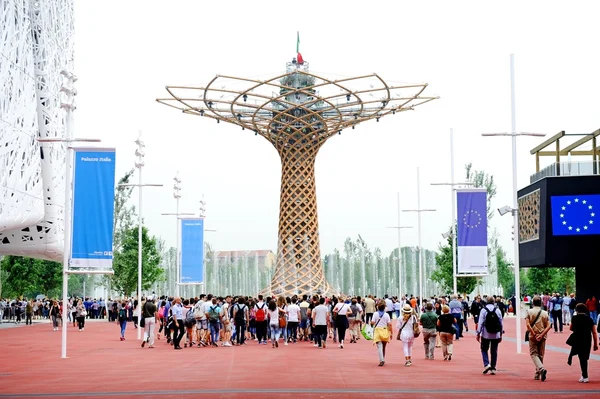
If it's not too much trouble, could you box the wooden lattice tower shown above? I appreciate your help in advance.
[157,57,437,296]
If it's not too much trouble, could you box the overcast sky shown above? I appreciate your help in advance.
[72,0,600,262]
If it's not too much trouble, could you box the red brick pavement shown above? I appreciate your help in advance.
[0,316,598,398]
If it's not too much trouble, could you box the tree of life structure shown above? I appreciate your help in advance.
[157,57,437,296]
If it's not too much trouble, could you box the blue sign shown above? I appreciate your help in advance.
[70,148,116,268]
[551,194,599,236]
[180,218,204,283]
[456,189,488,274]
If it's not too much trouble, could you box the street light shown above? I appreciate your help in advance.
[161,172,195,297]
[481,54,546,354]
[39,70,106,359]
[402,167,436,303]
[117,132,163,340]
[386,192,413,298]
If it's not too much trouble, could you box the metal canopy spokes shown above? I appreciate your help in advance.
[157,66,437,144]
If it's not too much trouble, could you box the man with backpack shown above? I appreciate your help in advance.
[476,296,503,375]
[205,297,222,347]
[254,295,268,345]
[233,297,248,345]
[299,295,310,341]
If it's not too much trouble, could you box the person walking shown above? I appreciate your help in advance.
[371,302,391,366]
[50,300,60,331]
[254,295,268,345]
[141,298,157,348]
[420,302,438,360]
[477,296,503,375]
[449,295,463,340]
[267,299,282,348]
[232,297,248,346]
[437,305,456,361]
[76,300,86,331]
[526,296,551,381]
[585,296,598,325]
[398,304,418,367]
[333,297,351,349]
[312,297,329,349]
[118,300,127,341]
[364,295,376,324]
[550,293,564,333]
[171,297,185,350]
[567,303,599,383]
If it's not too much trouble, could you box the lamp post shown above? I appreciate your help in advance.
[118,132,163,340]
[431,128,474,295]
[387,192,413,298]
[161,173,195,297]
[402,167,436,304]
[482,54,546,354]
[198,195,216,295]
[38,70,104,358]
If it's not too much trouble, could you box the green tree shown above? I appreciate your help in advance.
[113,169,137,252]
[0,256,62,298]
[431,234,480,294]
[111,226,162,296]
[526,268,556,294]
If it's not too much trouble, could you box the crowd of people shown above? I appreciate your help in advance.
[2,291,598,383]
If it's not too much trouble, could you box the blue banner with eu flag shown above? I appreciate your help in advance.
[551,194,599,235]
[70,148,116,268]
[456,189,488,274]
[180,218,204,283]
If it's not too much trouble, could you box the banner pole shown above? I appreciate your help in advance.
[137,140,143,341]
[450,128,458,295]
[417,167,423,303]
[61,144,72,359]
[60,72,76,359]
[510,54,522,354]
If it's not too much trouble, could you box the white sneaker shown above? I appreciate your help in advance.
[579,377,590,383]
[284,342,288,346]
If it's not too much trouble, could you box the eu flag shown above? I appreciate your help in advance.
[551,194,599,236]
[457,190,488,247]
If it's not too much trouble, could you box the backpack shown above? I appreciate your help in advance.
[118,308,126,322]
[234,304,246,322]
[349,304,358,319]
[193,302,204,319]
[484,306,502,334]
[185,307,196,326]
[255,303,266,322]
[300,305,308,321]
[208,306,220,323]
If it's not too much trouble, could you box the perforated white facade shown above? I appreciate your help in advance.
[0,0,74,261]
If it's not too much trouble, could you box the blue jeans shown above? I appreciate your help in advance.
[480,338,500,368]
[209,322,220,344]
[452,313,462,339]
[591,311,598,325]
[395,310,400,319]
[270,325,281,341]
[120,320,127,337]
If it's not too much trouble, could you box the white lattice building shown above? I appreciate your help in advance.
[0,0,74,261]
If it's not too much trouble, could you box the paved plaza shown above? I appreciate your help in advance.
[1,316,599,398]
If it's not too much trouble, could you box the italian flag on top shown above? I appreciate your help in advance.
[296,32,304,64]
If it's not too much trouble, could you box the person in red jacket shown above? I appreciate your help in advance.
[585,296,597,324]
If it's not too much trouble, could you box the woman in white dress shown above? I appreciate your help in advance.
[397,303,418,366]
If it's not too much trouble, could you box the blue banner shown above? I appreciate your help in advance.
[70,148,116,268]
[180,218,204,283]
[551,194,599,236]
[456,189,488,274]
